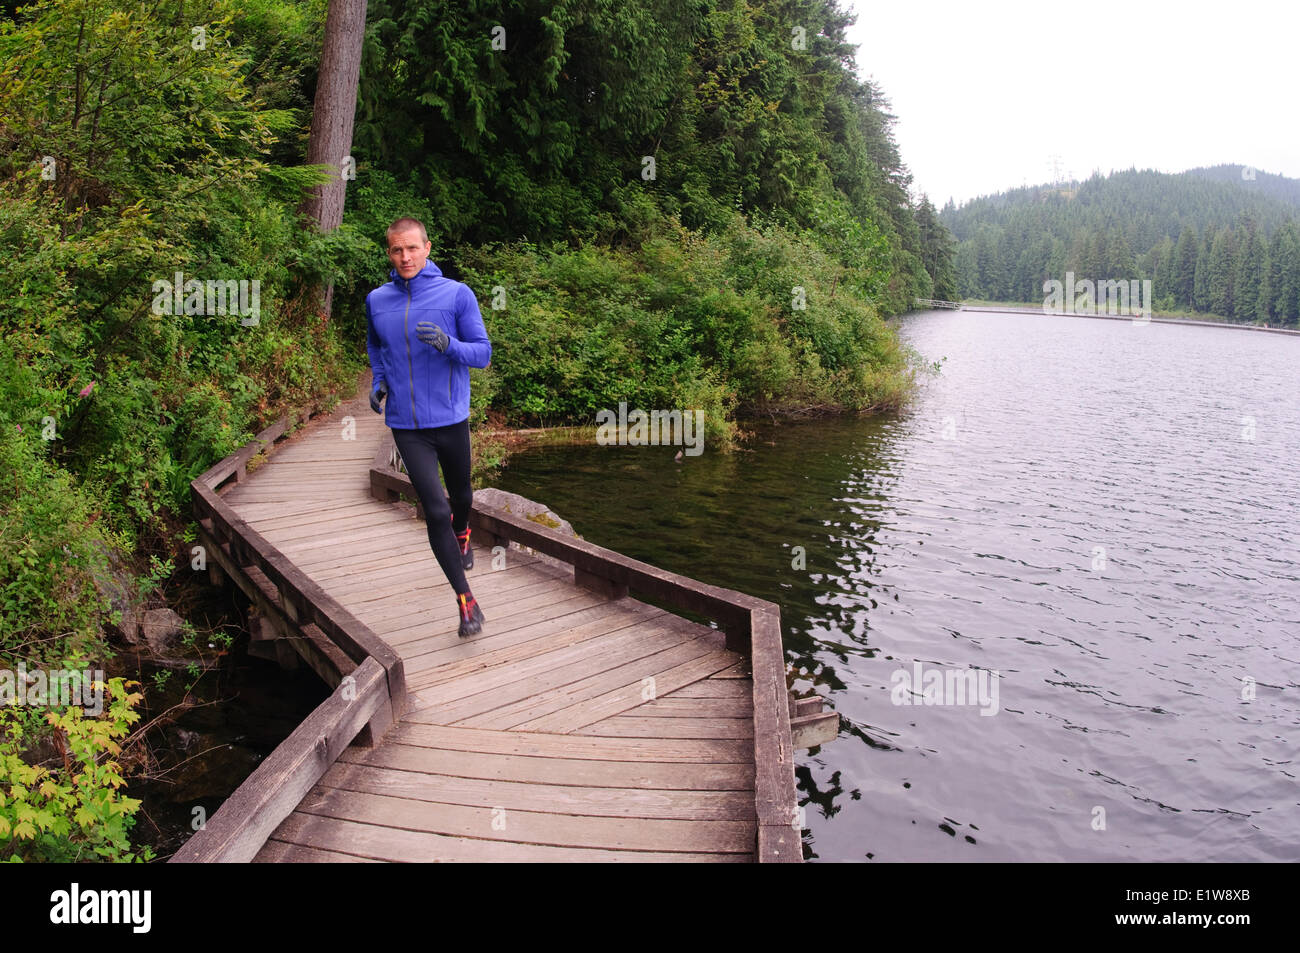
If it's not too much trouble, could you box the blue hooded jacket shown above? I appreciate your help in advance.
[365,260,492,429]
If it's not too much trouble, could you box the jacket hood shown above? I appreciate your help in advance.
[389,259,443,285]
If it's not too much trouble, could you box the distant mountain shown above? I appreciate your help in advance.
[938,166,1300,323]
[1184,164,1300,208]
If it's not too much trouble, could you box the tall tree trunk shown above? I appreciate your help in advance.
[300,0,368,321]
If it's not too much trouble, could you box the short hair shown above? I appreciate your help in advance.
[386,217,428,248]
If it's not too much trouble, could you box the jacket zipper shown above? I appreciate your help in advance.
[403,281,419,428]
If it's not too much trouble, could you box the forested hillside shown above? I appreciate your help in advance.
[337,0,960,416]
[942,166,1300,323]
[0,0,954,858]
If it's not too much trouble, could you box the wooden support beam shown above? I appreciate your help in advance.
[193,479,407,720]
[170,657,388,863]
[790,711,839,750]
[789,694,826,719]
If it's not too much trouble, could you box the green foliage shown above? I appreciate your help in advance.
[0,0,366,544]
[0,0,367,862]
[0,425,119,660]
[0,675,153,862]
[346,0,954,312]
[944,166,1300,324]
[457,211,916,444]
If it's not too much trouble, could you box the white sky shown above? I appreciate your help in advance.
[841,0,1300,208]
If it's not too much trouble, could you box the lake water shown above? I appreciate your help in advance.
[486,308,1300,862]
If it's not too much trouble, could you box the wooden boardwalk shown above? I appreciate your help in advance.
[173,384,825,862]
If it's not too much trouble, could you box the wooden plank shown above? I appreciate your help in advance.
[246,473,373,487]
[273,520,417,553]
[292,786,756,853]
[169,657,388,863]
[254,839,381,863]
[790,695,825,718]
[253,459,376,471]
[790,710,839,749]
[318,533,546,583]
[403,599,657,679]
[227,476,370,492]
[337,555,570,608]
[319,546,552,596]
[627,696,753,717]
[389,586,601,654]
[404,599,668,689]
[236,462,370,477]
[661,678,752,698]
[298,536,468,580]
[254,508,411,543]
[317,761,754,820]
[386,597,595,655]
[337,743,753,791]
[266,813,750,862]
[517,648,740,733]
[246,509,392,535]
[235,500,375,522]
[351,577,604,634]
[423,627,722,727]
[369,468,789,664]
[253,450,378,464]
[317,553,521,606]
[298,544,436,583]
[295,622,358,687]
[221,490,364,505]
[574,716,754,739]
[282,530,444,569]
[405,613,702,712]
[712,658,752,678]
[345,723,754,763]
[749,607,801,863]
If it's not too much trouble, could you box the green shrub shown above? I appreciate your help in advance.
[456,210,916,443]
[0,674,152,862]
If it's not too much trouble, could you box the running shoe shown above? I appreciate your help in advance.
[457,591,484,637]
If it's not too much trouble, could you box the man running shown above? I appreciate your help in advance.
[366,217,491,637]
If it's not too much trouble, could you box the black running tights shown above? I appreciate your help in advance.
[391,420,472,595]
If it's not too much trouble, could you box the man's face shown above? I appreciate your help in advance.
[387,228,431,279]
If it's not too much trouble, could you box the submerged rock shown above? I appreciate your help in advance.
[140,607,189,661]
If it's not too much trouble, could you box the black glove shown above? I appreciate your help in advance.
[370,381,388,413]
[416,321,450,353]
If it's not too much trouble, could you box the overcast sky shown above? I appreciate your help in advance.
[841,0,1300,208]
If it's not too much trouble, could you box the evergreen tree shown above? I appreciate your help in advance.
[1207,227,1238,317]
[1277,224,1300,324]
[940,166,1300,318]
[954,242,978,299]
[1233,222,1267,322]
[1108,228,1138,279]
[1172,224,1198,306]
[973,226,1004,299]
[1193,225,1215,311]
[914,195,958,300]
[1148,235,1175,308]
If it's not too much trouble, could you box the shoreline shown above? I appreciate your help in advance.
[929,304,1300,337]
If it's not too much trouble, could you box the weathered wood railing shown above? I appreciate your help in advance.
[171,407,407,863]
[371,431,830,862]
